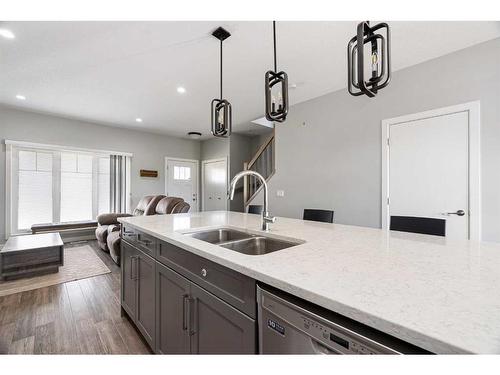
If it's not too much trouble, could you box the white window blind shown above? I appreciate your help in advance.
[17,150,53,230]
[98,156,111,215]
[60,152,94,222]
[7,144,117,235]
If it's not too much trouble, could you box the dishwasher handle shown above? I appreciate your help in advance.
[310,337,339,354]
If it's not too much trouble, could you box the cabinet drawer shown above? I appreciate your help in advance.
[156,240,256,319]
[122,225,157,257]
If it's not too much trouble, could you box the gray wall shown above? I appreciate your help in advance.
[199,135,255,212]
[200,137,229,161]
[261,37,500,242]
[0,105,200,239]
[229,133,254,212]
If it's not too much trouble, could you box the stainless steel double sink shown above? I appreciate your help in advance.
[183,228,302,255]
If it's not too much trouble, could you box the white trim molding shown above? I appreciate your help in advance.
[4,139,133,157]
[381,101,481,241]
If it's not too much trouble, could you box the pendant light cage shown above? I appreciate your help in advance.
[347,21,391,97]
[211,27,232,138]
[265,21,289,123]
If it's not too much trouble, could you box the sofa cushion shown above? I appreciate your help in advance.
[156,197,184,214]
[171,201,190,213]
[107,230,121,264]
[97,213,132,225]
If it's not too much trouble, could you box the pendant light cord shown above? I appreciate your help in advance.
[273,21,277,72]
[220,39,223,100]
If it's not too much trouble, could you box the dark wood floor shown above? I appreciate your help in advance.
[0,241,152,354]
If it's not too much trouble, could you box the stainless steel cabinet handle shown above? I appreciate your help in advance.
[130,256,139,280]
[182,294,189,331]
[441,210,466,216]
[201,268,207,277]
[133,256,140,280]
[191,298,198,336]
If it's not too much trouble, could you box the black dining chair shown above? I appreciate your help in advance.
[390,216,446,237]
[303,209,334,223]
[248,205,263,214]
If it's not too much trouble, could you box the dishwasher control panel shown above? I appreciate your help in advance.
[301,316,379,354]
[258,286,401,355]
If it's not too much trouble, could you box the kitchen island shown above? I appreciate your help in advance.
[118,211,500,354]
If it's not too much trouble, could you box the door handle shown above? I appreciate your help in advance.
[441,210,466,216]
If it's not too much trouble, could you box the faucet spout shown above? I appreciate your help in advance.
[229,170,275,231]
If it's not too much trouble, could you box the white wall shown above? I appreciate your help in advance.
[262,37,500,242]
[0,105,200,239]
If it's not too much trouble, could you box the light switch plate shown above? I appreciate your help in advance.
[276,190,285,197]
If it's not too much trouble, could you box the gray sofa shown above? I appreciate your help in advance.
[96,194,190,264]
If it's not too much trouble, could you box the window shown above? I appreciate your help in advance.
[97,157,111,215]
[7,143,117,235]
[60,153,93,222]
[17,150,53,230]
[174,166,191,180]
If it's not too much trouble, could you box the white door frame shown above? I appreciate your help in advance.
[164,157,200,212]
[201,157,229,211]
[381,101,481,240]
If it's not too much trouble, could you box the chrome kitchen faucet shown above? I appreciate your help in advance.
[229,170,276,231]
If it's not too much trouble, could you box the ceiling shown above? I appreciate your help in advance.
[1,21,499,139]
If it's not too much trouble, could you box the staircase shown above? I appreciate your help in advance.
[243,133,275,209]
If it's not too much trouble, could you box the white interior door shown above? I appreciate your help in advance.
[165,158,198,212]
[388,111,469,239]
[202,159,228,211]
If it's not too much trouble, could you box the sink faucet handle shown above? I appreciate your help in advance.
[263,214,276,223]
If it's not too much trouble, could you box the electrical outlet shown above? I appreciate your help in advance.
[276,190,285,197]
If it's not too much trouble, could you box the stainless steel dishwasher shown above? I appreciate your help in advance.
[257,285,428,354]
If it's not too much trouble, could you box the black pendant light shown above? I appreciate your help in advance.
[211,27,232,138]
[265,21,289,123]
[347,21,391,97]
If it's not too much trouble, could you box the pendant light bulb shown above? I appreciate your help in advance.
[210,27,232,138]
[264,21,289,123]
[347,21,391,98]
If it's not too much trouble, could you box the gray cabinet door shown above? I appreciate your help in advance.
[136,251,156,350]
[156,263,191,354]
[121,241,138,320]
[190,283,256,354]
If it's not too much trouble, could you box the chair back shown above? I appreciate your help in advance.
[248,205,263,214]
[390,216,446,236]
[303,209,334,223]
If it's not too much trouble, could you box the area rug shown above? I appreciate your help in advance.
[0,244,111,297]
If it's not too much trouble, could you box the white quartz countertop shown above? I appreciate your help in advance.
[118,211,500,354]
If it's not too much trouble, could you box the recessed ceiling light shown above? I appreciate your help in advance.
[15,94,26,101]
[177,86,186,94]
[135,118,143,123]
[0,29,15,39]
